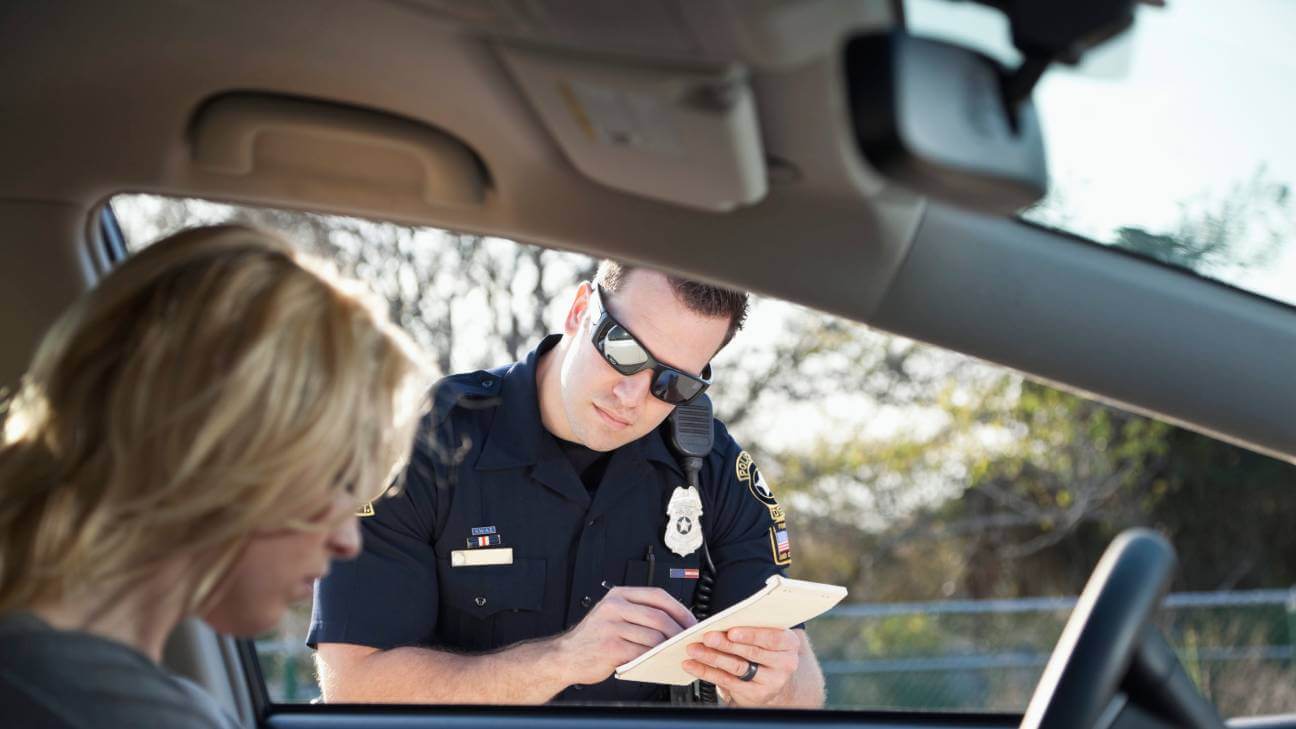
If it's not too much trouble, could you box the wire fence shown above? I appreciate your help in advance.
[256,587,1296,715]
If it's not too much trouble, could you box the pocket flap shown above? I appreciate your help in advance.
[440,557,546,619]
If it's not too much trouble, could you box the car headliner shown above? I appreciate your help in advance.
[1,0,1293,464]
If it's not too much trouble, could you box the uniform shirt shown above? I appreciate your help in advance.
[309,335,793,703]
[556,438,611,495]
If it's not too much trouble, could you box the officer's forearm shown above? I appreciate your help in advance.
[317,638,574,704]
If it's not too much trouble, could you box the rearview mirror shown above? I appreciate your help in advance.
[846,33,1047,215]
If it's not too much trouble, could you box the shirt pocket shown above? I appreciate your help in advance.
[437,557,547,651]
[625,555,700,609]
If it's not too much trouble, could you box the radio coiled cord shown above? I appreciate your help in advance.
[683,455,718,704]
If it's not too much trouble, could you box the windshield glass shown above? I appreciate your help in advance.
[112,194,1296,718]
[906,0,1296,308]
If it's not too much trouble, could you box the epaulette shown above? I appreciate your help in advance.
[428,369,504,427]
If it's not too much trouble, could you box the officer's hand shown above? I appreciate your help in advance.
[555,586,698,686]
[681,627,802,706]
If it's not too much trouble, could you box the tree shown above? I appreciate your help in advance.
[112,195,596,376]
[747,165,1296,602]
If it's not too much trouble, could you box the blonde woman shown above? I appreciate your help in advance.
[0,225,430,727]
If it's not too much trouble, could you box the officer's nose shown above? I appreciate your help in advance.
[326,514,363,561]
[611,370,652,408]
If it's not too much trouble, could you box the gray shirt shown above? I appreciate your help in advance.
[0,612,242,729]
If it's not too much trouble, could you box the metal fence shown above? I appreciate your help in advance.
[256,587,1296,715]
[808,588,1296,716]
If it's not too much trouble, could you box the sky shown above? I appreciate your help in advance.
[907,0,1296,306]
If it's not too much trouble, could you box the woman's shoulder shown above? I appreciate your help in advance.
[0,612,240,729]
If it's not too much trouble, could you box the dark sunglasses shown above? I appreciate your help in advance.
[588,285,712,405]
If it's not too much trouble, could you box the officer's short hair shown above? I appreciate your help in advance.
[594,260,749,348]
[0,224,431,614]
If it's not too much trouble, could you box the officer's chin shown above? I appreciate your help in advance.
[587,424,638,452]
[586,433,625,452]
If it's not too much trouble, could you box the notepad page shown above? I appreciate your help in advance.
[614,575,847,686]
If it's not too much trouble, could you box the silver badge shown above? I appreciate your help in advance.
[664,486,704,557]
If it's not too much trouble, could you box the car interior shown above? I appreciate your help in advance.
[2,1,1294,728]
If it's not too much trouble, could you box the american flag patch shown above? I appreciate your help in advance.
[770,525,791,565]
[471,526,497,536]
[467,534,501,547]
[669,568,700,579]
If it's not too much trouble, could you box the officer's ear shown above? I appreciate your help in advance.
[563,281,594,337]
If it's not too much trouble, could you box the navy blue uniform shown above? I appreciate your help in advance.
[309,335,792,703]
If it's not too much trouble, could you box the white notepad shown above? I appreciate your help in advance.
[614,575,848,686]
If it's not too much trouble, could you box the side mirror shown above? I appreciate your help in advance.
[846,32,1047,215]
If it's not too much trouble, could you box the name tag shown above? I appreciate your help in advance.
[450,547,513,567]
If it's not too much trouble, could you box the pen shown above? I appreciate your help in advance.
[646,544,656,584]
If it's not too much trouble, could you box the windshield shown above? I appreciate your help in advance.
[906,0,1296,308]
[112,194,1296,718]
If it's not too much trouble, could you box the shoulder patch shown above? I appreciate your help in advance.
[735,451,753,482]
[736,449,788,565]
[769,522,791,566]
[735,450,778,509]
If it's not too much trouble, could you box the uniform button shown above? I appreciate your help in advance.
[481,378,494,388]
[587,519,597,527]
[581,595,593,608]
[474,596,487,607]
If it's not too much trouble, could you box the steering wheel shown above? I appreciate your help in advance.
[1020,529,1177,729]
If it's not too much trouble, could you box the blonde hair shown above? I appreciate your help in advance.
[0,224,430,614]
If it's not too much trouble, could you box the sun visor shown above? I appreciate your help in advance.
[190,94,487,210]
[498,46,767,212]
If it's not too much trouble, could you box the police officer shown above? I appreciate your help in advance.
[309,262,825,707]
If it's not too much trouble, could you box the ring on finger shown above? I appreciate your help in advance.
[738,661,759,682]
